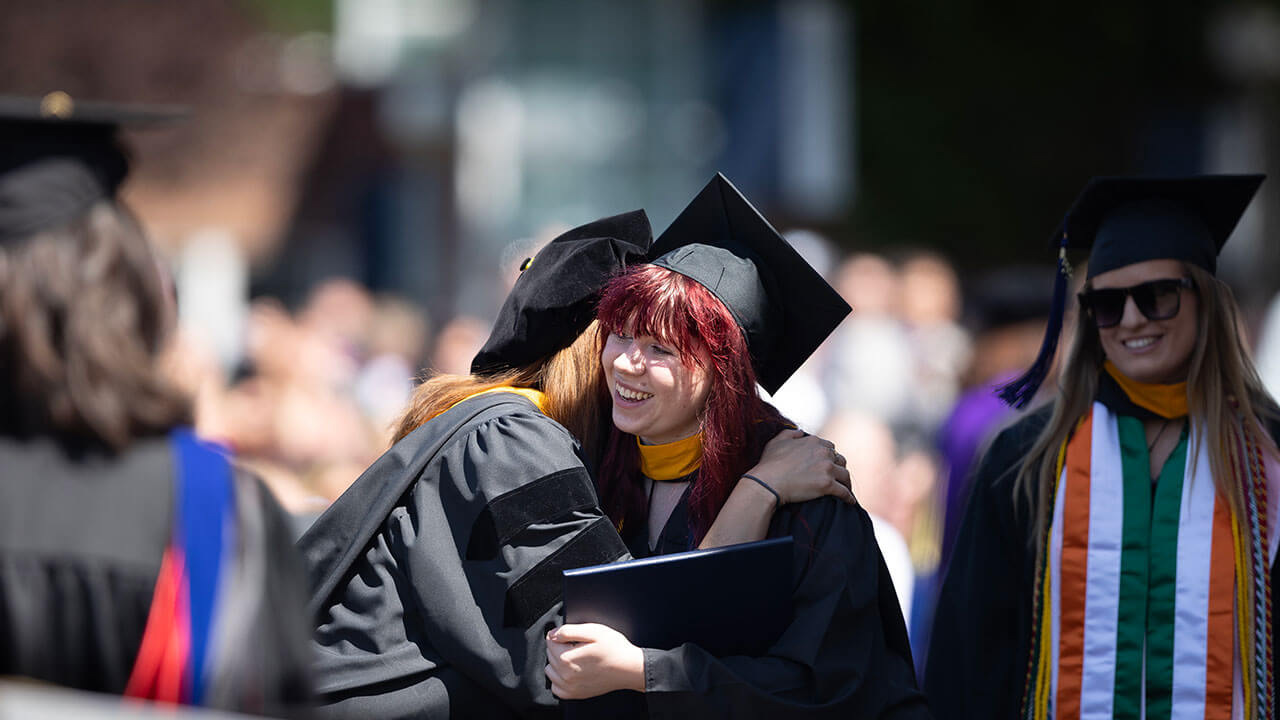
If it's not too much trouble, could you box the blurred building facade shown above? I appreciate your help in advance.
[261,0,856,328]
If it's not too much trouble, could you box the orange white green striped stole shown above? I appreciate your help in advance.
[1024,402,1278,720]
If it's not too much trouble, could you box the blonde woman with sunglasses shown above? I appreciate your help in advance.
[927,175,1279,720]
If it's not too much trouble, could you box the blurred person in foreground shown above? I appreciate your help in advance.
[927,176,1279,719]
[0,95,311,715]
[299,209,851,718]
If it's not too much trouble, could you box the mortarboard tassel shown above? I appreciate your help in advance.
[996,232,1072,409]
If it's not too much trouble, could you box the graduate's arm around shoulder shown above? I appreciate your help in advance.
[924,406,1049,720]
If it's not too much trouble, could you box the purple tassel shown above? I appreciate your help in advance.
[997,232,1072,409]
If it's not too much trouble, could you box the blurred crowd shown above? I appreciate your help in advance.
[162,278,485,525]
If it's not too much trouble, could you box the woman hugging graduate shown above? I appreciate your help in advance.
[300,205,854,718]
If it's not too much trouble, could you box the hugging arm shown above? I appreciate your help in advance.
[698,429,855,550]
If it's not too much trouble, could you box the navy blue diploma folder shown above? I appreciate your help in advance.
[561,536,794,656]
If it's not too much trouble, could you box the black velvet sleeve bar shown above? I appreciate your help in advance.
[302,393,629,719]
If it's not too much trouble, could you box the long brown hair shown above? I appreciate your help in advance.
[1015,263,1280,696]
[392,319,611,463]
[0,200,190,451]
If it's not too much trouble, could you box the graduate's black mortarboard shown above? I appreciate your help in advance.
[1063,174,1264,279]
[471,210,653,375]
[997,174,1265,408]
[0,92,184,243]
[649,174,851,395]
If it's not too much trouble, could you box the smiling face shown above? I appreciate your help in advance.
[1091,258,1199,384]
[602,328,712,445]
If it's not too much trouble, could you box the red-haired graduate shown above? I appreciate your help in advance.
[545,175,930,718]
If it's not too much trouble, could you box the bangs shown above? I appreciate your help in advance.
[597,264,735,367]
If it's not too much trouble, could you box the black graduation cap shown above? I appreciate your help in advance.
[471,210,653,375]
[0,92,184,243]
[997,173,1265,408]
[1060,174,1264,279]
[648,174,851,395]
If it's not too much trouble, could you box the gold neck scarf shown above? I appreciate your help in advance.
[445,386,549,416]
[637,432,703,481]
[1103,361,1189,419]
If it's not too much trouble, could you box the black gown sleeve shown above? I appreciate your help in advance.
[924,411,1046,720]
[640,497,930,719]
[309,398,628,719]
[204,466,315,714]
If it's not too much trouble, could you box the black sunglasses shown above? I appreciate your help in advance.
[1078,277,1195,329]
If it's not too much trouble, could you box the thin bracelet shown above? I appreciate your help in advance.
[742,473,781,510]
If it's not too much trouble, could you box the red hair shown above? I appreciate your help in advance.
[595,264,786,544]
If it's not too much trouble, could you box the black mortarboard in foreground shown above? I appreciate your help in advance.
[472,210,653,375]
[0,92,184,243]
[649,174,851,395]
[998,173,1265,408]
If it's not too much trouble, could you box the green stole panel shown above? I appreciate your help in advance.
[1112,416,1189,720]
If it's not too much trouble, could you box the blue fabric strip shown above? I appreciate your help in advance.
[171,428,234,705]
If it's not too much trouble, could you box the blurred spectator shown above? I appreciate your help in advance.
[429,314,490,376]
[822,411,916,626]
[178,277,437,523]
[935,266,1057,569]
[823,253,916,424]
[823,249,972,438]
[896,252,972,432]
[356,295,429,440]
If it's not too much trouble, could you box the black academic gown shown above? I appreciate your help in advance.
[616,476,931,719]
[0,433,312,715]
[299,392,629,719]
[924,378,1280,720]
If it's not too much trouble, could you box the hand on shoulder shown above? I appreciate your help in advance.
[748,429,856,506]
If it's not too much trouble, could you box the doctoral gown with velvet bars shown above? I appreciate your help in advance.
[610,474,932,719]
[299,392,630,719]
[924,378,1280,720]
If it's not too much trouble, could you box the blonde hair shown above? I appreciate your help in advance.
[393,319,610,463]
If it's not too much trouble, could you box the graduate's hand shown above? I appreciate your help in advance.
[545,623,645,699]
[748,429,856,506]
